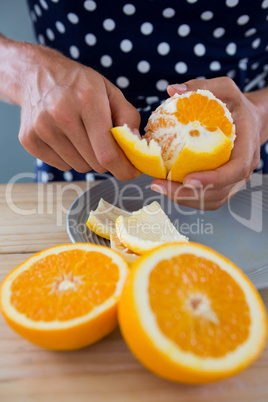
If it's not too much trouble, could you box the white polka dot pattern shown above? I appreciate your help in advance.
[137,60,150,73]
[123,4,136,15]
[39,0,48,10]
[34,4,42,17]
[55,21,66,34]
[63,171,73,182]
[245,28,257,37]
[175,62,188,74]
[67,13,79,24]
[38,34,45,45]
[201,11,214,21]
[226,0,239,7]
[69,45,80,59]
[238,58,248,70]
[209,61,221,71]
[157,42,170,56]
[237,15,250,25]
[31,11,37,23]
[116,76,129,88]
[226,42,237,55]
[213,27,225,38]
[156,79,169,91]
[252,38,261,49]
[178,24,190,37]
[84,1,97,12]
[100,55,113,67]
[85,173,95,182]
[30,1,268,97]
[120,39,133,52]
[140,22,153,35]
[194,43,206,57]
[85,33,97,46]
[46,28,55,41]
[103,18,116,31]
[162,8,175,18]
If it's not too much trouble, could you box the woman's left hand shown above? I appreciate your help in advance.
[151,77,263,210]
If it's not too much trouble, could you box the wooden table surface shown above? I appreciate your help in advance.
[0,181,267,402]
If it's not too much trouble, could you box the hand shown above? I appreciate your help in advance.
[151,77,261,210]
[18,44,141,180]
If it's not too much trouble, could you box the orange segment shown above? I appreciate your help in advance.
[119,242,267,384]
[0,243,129,350]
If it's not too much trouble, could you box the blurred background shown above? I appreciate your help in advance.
[0,0,35,183]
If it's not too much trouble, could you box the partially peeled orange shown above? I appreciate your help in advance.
[111,90,236,182]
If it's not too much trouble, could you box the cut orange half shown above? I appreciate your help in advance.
[119,242,267,384]
[111,90,236,182]
[0,243,129,350]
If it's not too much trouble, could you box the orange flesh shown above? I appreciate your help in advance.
[10,250,119,322]
[145,93,233,144]
[175,94,233,137]
[148,254,250,358]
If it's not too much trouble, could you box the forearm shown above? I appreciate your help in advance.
[0,34,36,105]
[245,87,268,145]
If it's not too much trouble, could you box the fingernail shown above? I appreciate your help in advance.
[132,128,141,139]
[170,84,187,93]
[183,179,202,188]
[151,183,167,195]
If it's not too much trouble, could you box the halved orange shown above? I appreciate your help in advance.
[119,242,267,384]
[0,243,129,350]
[111,90,236,182]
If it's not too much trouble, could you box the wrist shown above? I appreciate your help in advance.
[0,35,41,105]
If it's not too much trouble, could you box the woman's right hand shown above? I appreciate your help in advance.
[1,38,141,180]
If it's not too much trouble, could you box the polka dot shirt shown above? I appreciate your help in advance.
[27,0,268,182]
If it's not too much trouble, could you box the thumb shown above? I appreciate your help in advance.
[167,77,239,102]
[105,80,141,137]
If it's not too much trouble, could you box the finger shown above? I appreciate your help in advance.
[35,124,93,173]
[151,179,235,211]
[82,92,141,181]
[105,78,141,133]
[20,131,71,171]
[56,116,107,173]
[167,84,187,97]
[169,77,239,102]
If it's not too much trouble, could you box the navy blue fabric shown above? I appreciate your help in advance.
[26,0,268,181]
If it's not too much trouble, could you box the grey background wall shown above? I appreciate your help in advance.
[0,0,35,183]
